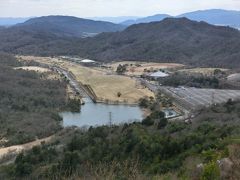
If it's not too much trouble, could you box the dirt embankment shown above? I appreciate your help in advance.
[14,66,50,73]
[0,136,53,162]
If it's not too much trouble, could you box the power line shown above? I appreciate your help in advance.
[109,112,112,127]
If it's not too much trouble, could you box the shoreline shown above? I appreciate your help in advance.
[95,100,139,106]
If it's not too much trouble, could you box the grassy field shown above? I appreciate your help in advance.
[72,68,153,103]
[18,56,154,104]
[108,61,184,76]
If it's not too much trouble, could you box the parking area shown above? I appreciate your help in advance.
[161,87,240,109]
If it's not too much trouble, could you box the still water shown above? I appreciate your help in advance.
[61,98,143,128]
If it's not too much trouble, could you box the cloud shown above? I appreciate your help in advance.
[0,0,239,17]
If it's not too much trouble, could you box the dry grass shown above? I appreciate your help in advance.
[44,72,62,80]
[108,61,184,76]
[68,64,154,103]
[14,65,62,81]
[17,56,154,104]
[14,66,50,73]
[66,85,79,100]
[179,68,229,76]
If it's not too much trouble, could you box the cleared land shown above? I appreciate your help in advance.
[161,86,240,109]
[0,136,53,160]
[109,61,184,76]
[14,66,50,73]
[18,56,154,104]
[178,68,228,76]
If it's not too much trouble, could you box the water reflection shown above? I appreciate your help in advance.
[61,98,143,127]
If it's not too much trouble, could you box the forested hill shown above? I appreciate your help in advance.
[0,16,125,54]
[121,9,240,29]
[9,16,126,37]
[121,14,171,26]
[178,9,240,29]
[0,17,240,68]
[78,18,240,68]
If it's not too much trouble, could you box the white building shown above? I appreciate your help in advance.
[80,59,96,63]
[149,71,169,80]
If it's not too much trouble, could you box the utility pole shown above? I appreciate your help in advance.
[212,92,215,105]
[109,111,113,151]
[109,112,112,127]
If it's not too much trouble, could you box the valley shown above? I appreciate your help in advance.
[0,7,239,179]
[16,55,240,122]
[0,17,240,68]
[16,54,240,114]
[18,56,155,104]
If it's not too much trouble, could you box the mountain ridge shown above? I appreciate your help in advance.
[120,9,240,29]
[13,15,126,37]
[0,17,239,68]
[121,14,171,26]
[77,17,240,68]
[178,9,240,28]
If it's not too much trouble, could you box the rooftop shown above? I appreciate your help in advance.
[149,71,169,78]
[80,59,96,63]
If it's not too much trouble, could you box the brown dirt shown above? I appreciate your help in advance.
[0,136,53,159]
[14,66,50,73]
[109,61,184,76]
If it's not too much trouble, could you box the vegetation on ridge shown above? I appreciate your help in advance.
[0,93,240,179]
[0,54,76,146]
[0,18,240,68]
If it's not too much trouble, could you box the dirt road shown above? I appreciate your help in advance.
[0,136,53,159]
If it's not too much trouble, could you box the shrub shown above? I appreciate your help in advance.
[201,161,220,180]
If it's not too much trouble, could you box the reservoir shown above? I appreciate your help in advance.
[61,98,143,127]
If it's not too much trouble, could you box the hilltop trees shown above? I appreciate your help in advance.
[0,53,69,145]
[159,72,220,88]
[66,99,81,112]
[116,64,127,74]
[6,104,240,179]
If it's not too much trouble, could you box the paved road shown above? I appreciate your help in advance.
[140,79,240,110]
[139,79,192,120]
[35,62,90,99]
[140,78,240,110]
[166,87,240,109]
[139,78,159,92]
[54,67,89,98]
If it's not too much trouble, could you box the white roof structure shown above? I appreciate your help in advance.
[227,73,240,82]
[149,71,169,78]
[80,59,95,63]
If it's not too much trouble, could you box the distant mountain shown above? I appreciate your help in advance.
[77,18,240,68]
[0,17,30,26]
[0,17,240,68]
[15,16,126,37]
[0,15,126,55]
[120,9,240,29]
[178,9,240,29]
[89,16,139,24]
[121,14,171,26]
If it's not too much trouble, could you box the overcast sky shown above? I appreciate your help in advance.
[0,0,240,17]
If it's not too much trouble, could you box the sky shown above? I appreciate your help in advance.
[0,0,240,18]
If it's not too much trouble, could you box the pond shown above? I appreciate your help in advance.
[61,98,144,128]
[162,109,178,119]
